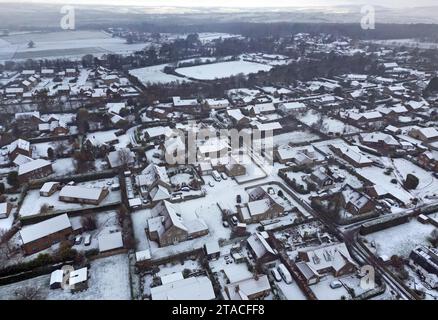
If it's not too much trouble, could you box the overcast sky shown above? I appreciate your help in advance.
[1,0,437,8]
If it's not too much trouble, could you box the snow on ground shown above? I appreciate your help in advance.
[363,213,437,258]
[392,158,438,201]
[0,31,147,62]
[234,154,267,184]
[129,64,191,85]
[297,110,361,135]
[0,212,15,232]
[0,254,131,300]
[356,164,414,207]
[276,280,308,300]
[175,60,272,80]
[19,178,121,217]
[70,210,120,252]
[52,158,75,177]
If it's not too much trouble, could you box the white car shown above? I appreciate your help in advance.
[271,269,282,282]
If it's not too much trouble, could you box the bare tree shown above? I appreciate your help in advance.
[14,286,42,300]
[117,148,133,168]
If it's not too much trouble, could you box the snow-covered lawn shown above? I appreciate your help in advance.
[52,158,75,177]
[297,110,361,135]
[175,60,272,80]
[392,158,438,201]
[19,178,121,217]
[363,214,437,258]
[356,164,414,207]
[0,212,15,232]
[0,254,131,300]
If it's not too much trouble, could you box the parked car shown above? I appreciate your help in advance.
[236,194,242,203]
[84,234,91,246]
[330,280,343,289]
[208,181,215,187]
[231,216,238,226]
[181,187,190,192]
[220,172,228,180]
[277,264,293,284]
[271,269,282,282]
[211,170,221,182]
[74,236,83,245]
[222,221,229,228]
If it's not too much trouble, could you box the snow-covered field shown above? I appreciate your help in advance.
[0,254,131,300]
[364,214,437,258]
[175,60,272,80]
[129,63,192,85]
[0,31,146,62]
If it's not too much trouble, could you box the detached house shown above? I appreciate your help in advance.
[147,200,208,247]
[20,214,73,255]
[7,139,31,161]
[409,126,438,142]
[246,232,277,263]
[297,242,357,278]
[338,184,376,216]
[59,185,109,205]
[359,132,401,153]
[18,159,53,183]
[239,188,284,223]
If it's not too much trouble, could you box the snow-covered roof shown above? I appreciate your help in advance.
[226,275,270,300]
[20,214,71,244]
[0,202,10,215]
[13,154,33,166]
[299,242,356,273]
[161,272,184,285]
[172,96,198,107]
[106,102,126,114]
[254,121,282,131]
[280,101,307,111]
[247,232,276,258]
[59,185,106,201]
[69,267,88,285]
[204,240,220,255]
[50,269,64,285]
[341,185,371,211]
[150,276,215,300]
[18,159,51,176]
[135,249,151,262]
[360,132,400,146]
[98,232,123,252]
[8,138,30,153]
[412,126,438,139]
[247,198,271,216]
[40,181,59,194]
[150,185,170,202]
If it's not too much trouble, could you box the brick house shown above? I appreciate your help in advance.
[417,151,438,172]
[59,185,109,205]
[148,200,208,247]
[20,214,73,255]
[18,159,53,183]
[297,242,356,278]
